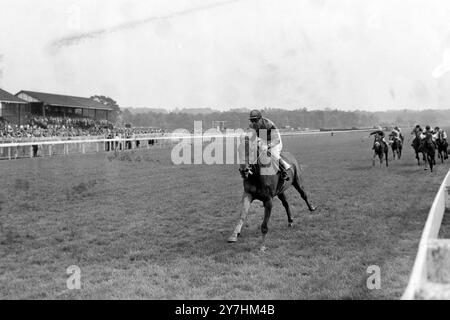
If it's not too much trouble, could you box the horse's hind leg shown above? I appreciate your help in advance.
[293,172,316,212]
[260,199,273,252]
[278,192,293,227]
[228,192,252,243]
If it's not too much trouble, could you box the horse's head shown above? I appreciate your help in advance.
[373,141,382,153]
[239,165,253,179]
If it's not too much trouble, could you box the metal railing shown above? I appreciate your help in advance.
[0,128,372,160]
[0,135,172,160]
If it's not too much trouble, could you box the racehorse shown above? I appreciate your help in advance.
[420,132,436,172]
[228,133,316,251]
[436,137,449,164]
[372,139,389,167]
[412,132,426,166]
[389,136,402,160]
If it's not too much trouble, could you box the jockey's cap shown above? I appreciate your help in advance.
[426,125,430,130]
[435,126,440,131]
[249,110,262,120]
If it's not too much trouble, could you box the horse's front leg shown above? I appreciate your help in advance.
[260,199,273,252]
[423,153,429,170]
[416,151,422,166]
[228,193,252,243]
[372,152,376,166]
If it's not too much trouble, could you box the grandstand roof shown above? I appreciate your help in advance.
[0,88,27,103]
[16,90,114,111]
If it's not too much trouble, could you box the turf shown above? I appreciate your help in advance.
[0,130,449,299]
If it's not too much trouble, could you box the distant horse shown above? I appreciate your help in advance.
[372,139,389,167]
[436,138,449,164]
[228,134,316,251]
[412,132,426,166]
[420,133,436,172]
[389,137,402,160]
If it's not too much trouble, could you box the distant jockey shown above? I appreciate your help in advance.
[389,127,401,143]
[248,109,291,181]
[434,126,447,142]
[421,125,435,143]
[370,126,388,149]
[411,124,423,147]
[394,126,404,142]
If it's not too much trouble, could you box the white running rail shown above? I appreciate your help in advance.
[402,169,450,299]
[0,129,371,160]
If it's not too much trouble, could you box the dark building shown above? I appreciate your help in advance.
[0,88,29,125]
[15,90,114,122]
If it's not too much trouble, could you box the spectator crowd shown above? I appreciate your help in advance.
[0,116,165,142]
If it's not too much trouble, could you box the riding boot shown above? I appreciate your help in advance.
[279,158,291,181]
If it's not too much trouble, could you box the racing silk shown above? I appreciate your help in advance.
[437,129,448,141]
[252,117,282,149]
[370,130,385,139]
[390,129,400,140]
[421,130,435,143]
[411,127,422,136]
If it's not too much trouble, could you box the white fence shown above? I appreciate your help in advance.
[0,129,372,160]
[0,135,173,160]
[402,169,450,299]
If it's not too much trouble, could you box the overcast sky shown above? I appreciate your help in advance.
[2,0,450,111]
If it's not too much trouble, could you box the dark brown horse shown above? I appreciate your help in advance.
[421,133,436,172]
[389,137,402,160]
[228,134,316,251]
[412,133,426,166]
[436,138,449,163]
[372,139,388,167]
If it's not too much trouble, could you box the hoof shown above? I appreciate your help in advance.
[288,222,294,228]
[227,235,238,243]
[260,245,267,253]
[309,206,317,212]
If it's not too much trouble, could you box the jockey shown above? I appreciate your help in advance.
[411,124,422,135]
[389,127,401,142]
[411,124,423,147]
[370,126,388,149]
[394,126,404,142]
[434,126,448,142]
[421,125,435,143]
[248,109,290,180]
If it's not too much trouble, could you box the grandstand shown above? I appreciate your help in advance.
[15,90,114,122]
[0,88,28,125]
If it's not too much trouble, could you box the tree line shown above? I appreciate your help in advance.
[91,95,450,130]
[120,108,380,131]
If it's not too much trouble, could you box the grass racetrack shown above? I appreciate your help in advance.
[0,130,449,299]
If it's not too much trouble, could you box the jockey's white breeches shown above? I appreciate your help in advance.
[269,142,282,160]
